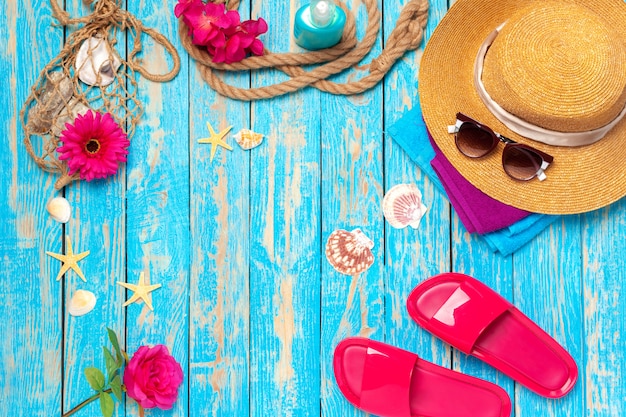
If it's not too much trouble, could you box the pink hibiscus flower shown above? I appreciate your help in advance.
[213,17,268,63]
[184,2,240,46]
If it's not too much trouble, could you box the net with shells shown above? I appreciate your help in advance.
[20,0,180,189]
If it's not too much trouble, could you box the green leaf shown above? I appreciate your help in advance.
[84,367,106,391]
[110,375,123,401]
[107,328,124,366]
[99,391,114,417]
[103,347,118,381]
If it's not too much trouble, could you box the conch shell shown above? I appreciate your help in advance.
[75,36,121,87]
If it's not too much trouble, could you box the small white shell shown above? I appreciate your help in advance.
[383,184,428,229]
[68,290,97,316]
[233,129,264,150]
[46,196,71,223]
[75,36,121,87]
[325,228,375,276]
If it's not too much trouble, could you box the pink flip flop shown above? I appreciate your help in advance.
[333,337,511,417]
[406,273,578,398]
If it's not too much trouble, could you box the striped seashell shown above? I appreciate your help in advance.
[233,129,264,150]
[382,183,428,229]
[325,228,374,276]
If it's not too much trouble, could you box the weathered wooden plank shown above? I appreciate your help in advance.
[319,0,386,416]
[248,1,322,415]
[124,0,190,415]
[60,1,127,415]
[187,3,251,417]
[0,0,63,415]
[583,201,626,417]
[382,0,451,366]
[511,217,583,416]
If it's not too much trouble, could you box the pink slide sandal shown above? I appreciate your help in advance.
[406,273,578,398]
[333,337,511,417]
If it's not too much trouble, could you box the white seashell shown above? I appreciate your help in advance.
[68,289,97,316]
[382,183,428,229]
[46,196,71,223]
[325,228,375,276]
[233,129,264,150]
[75,36,121,87]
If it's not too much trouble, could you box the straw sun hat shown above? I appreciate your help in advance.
[418,0,626,214]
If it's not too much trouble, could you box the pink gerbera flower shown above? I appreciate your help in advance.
[57,110,130,181]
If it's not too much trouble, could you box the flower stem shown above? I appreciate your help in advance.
[62,388,113,417]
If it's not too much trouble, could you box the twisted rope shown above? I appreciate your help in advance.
[179,0,429,101]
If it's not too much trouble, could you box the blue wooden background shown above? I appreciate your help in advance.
[1,0,624,416]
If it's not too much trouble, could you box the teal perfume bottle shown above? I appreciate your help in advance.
[294,0,347,50]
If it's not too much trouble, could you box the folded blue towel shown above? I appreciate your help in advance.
[388,105,559,256]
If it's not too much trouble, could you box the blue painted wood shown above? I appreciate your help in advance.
[319,0,386,415]
[124,1,190,416]
[0,0,63,415]
[61,1,127,416]
[187,3,251,417]
[382,0,452,368]
[1,0,626,416]
[248,1,322,414]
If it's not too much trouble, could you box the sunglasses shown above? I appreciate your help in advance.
[448,113,554,181]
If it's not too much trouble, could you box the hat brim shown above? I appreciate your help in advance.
[418,0,626,214]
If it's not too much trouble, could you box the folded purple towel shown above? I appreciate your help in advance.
[428,134,531,234]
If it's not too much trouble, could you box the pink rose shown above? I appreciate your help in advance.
[123,345,184,410]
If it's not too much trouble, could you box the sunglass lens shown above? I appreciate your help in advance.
[502,146,543,180]
[456,124,496,157]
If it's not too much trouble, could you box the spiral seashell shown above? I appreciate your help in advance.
[325,228,375,275]
[46,196,71,223]
[75,36,121,87]
[382,183,428,229]
[68,289,97,316]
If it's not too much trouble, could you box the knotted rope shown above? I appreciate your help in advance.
[49,0,180,82]
[21,0,180,189]
[179,0,429,101]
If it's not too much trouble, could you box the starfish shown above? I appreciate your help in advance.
[46,236,90,282]
[117,272,162,311]
[197,122,233,161]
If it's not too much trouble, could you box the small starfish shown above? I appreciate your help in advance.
[197,122,233,161]
[117,272,162,311]
[46,236,90,282]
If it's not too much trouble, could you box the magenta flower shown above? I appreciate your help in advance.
[184,2,239,46]
[174,0,202,18]
[213,18,269,63]
[124,345,184,410]
[175,0,267,63]
[57,110,129,182]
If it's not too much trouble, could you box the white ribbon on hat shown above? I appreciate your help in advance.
[474,23,626,147]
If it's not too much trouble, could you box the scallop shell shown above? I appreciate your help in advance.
[382,183,428,229]
[68,289,97,316]
[75,36,121,87]
[233,129,264,150]
[325,228,374,275]
[46,196,71,223]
